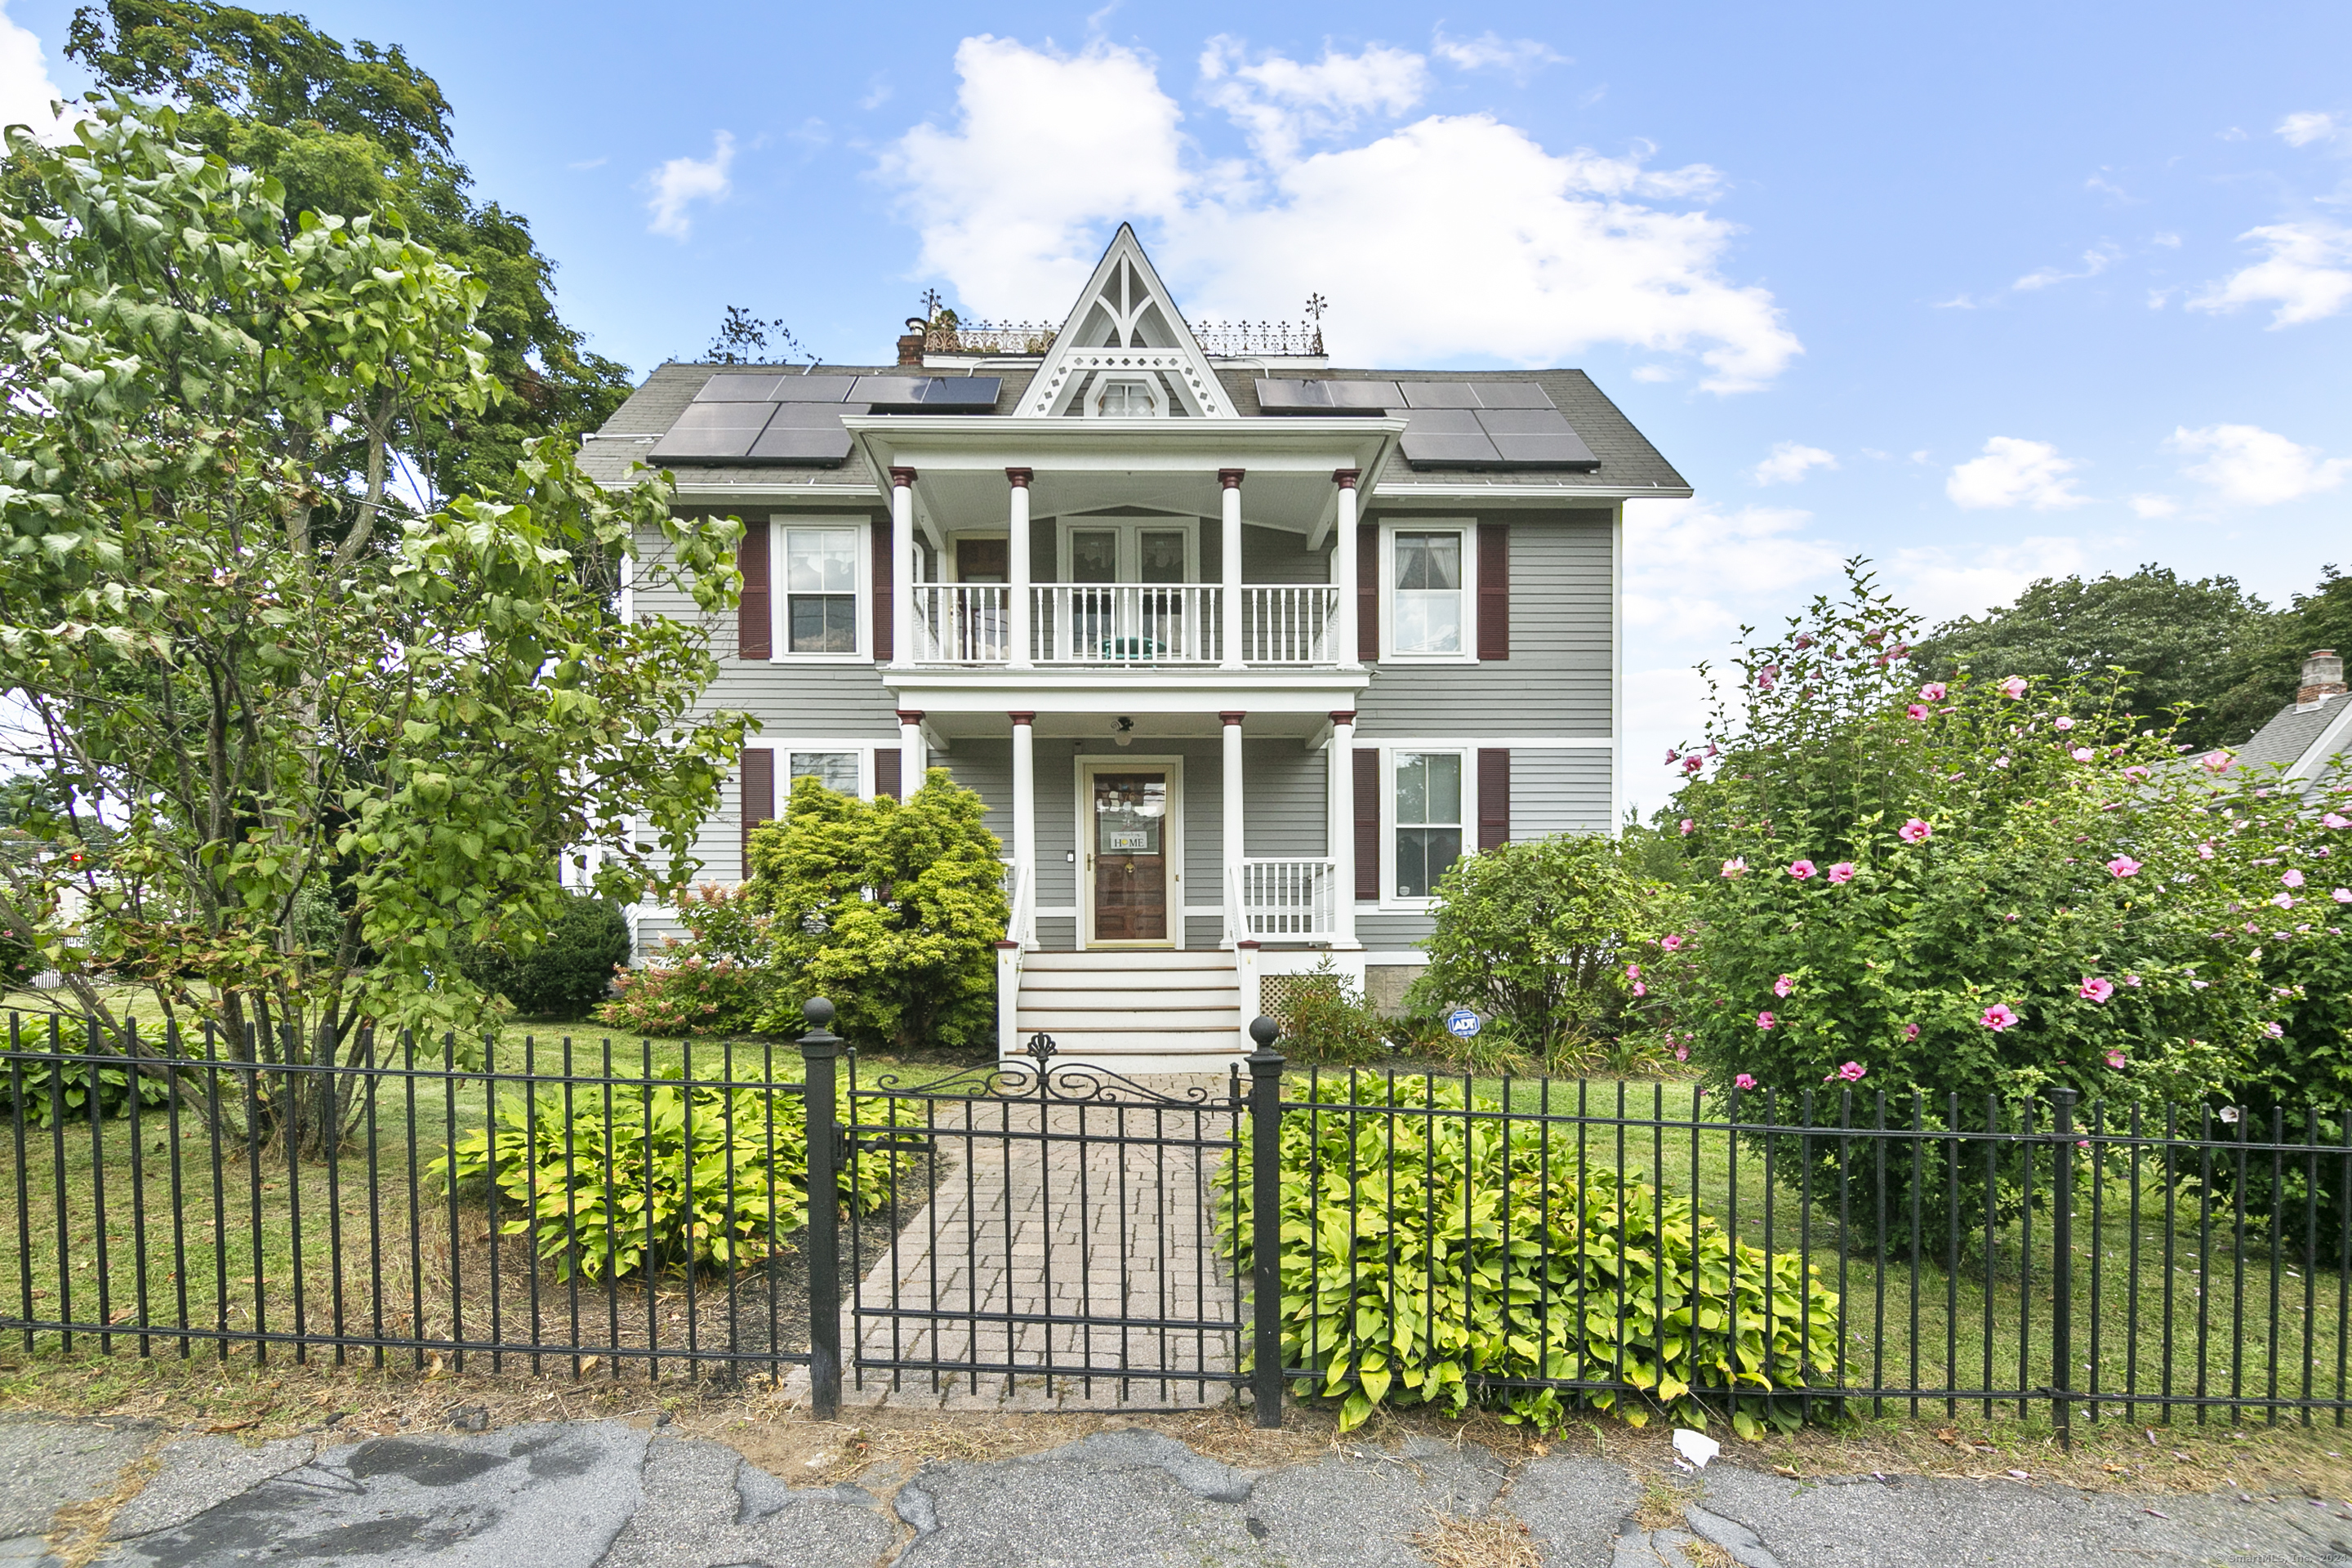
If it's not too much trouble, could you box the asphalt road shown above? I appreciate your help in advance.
[3,1412,2349,1567]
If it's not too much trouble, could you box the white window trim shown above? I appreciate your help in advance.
[763,742,877,804]
[943,530,1012,583]
[1057,517,1201,582]
[1378,519,1478,664]
[768,514,873,663]
[1088,372,1168,418]
[1379,744,1471,911]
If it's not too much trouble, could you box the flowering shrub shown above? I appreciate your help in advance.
[595,883,772,1036]
[1654,565,2339,1238]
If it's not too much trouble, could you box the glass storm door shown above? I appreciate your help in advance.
[1089,771,1169,942]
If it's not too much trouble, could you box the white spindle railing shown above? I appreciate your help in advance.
[910,584,1012,663]
[1240,858,1339,940]
[1032,584,1219,663]
[1240,586,1338,664]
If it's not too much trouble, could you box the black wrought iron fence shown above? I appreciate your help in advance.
[4,1004,2347,1446]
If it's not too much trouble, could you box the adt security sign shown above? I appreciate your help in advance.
[1445,1007,1482,1039]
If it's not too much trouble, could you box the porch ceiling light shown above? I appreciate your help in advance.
[1115,715,1134,747]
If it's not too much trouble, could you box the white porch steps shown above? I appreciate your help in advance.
[1010,950,1245,1075]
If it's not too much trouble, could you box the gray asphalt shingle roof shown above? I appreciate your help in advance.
[583,360,1686,496]
[2238,691,2352,777]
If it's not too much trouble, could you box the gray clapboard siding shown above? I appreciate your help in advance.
[1356,911,1437,949]
[1356,510,1613,738]
[1241,740,1329,857]
[1241,525,1331,584]
[1510,749,1614,837]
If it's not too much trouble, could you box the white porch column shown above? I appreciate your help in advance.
[889,466,917,665]
[1010,711,1036,945]
[896,708,926,787]
[1218,468,1245,670]
[1221,710,1246,945]
[1332,469,1361,667]
[1006,467,1033,669]
[1328,709,1359,947]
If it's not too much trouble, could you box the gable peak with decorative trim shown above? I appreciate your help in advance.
[1015,225,1237,419]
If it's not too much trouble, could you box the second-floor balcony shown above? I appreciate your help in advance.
[908,583,1341,666]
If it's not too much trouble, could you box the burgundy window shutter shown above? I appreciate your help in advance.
[1477,522,1508,661]
[870,519,893,661]
[1356,523,1379,662]
[874,746,902,800]
[1352,746,1380,901]
[737,521,772,660]
[1477,749,1510,851]
[739,748,774,880]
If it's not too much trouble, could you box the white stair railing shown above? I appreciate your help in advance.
[1239,858,1339,940]
[996,856,1030,1059]
[910,583,1012,663]
[1239,586,1338,664]
[1031,584,1218,663]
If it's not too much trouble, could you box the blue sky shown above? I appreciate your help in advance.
[5,0,2347,815]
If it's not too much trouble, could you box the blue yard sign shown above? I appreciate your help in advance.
[1445,1007,1482,1039]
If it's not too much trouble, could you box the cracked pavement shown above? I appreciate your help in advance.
[2,1412,2350,1567]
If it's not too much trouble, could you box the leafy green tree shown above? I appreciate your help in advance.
[1405,834,1658,1070]
[745,771,1008,1054]
[2203,566,2352,743]
[1910,565,2270,751]
[0,105,749,1152]
[63,1,635,507]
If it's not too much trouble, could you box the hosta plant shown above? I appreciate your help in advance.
[1222,1072,1842,1438]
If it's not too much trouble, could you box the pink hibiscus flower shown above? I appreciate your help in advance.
[1906,704,1930,721]
[2001,676,2029,699]
[1683,754,1705,774]
[1788,858,1817,880]
[1828,862,1856,884]
[1679,817,1695,835]
[1980,1003,2020,1031]
[1757,1011,1777,1030]
[2105,1050,2127,1070]
[1899,818,1932,844]
[2334,889,2352,904]
[1918,682,1948,702]
[2197,842,2216,860]
[1722,858,1748,877]
[1633,982,1648,996]
[1903,1022,1921,1040]
[2069,746,2095,763]
[2324,813,2351,830]
[1824,1061,1867,1084]
[1661,933,1686,951]
[2283,869,2305,889]
[1775,973,1796,998]
[2078,977,2114,1003]
[1734,1073,1757,1090]
[2200,750,2234,773]
[2106,856,2142,878]
[2054,716,2076,732]
[2123,973,2141,987]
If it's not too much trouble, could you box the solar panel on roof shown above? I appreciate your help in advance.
[1396,408,1502,466]
[1324,381,1401,409]
[1468,381,1556,410]
[693,374,785,403]
[746,402,860,465]
[919,376,1003,408]
[849,376,931,408]
[1254,379,1331,412]
[1398,382,1480,408]
[1475,409,1597,468]
[768,375,858,403]
[651,402,777,461]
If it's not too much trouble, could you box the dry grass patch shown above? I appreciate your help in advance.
[1409,1510,1542,1568]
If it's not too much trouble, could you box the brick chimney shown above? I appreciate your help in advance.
[2301,648,2348,706]
[897,317,927,368]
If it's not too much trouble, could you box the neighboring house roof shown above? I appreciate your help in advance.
[2238,688,2352,798]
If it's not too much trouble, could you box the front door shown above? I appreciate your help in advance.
[1088,768,1172,944]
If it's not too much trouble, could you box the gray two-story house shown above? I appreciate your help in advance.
[581,228,1689,1070]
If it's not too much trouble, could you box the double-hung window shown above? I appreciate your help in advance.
[1393,751,1465,899]
[786,751,862,796]
[783,526,859,654]
[1389,528,1470,658]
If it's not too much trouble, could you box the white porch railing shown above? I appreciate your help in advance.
[1239,586,1339,664]
[1032,584,1219,663]
[911,583,1011,663]
[1240,858,1339,940]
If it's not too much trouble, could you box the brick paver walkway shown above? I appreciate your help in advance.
[792,1072,1246,1412]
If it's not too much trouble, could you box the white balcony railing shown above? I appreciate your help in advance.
[1240,858,1339,940]
[1033,584,1219,664]
[910,583,1011,663]
[1239,586,1339,664]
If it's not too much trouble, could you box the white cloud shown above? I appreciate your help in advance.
[2013,244,2118,292]
[1945,437,2089,510]
[1750,441,1837,486]
[645,131,736,240]
[1200,36,1428,165]
[0,3,78,145]
[883,35,1801,393]
[1431,29,1566,83]
[2130,494,2179,518]
[1623,498,1842,632]
[2278,111,2339,147]
[1886,537,2090,624]
[2189,221,2352,326]
[2168,423,2350,506]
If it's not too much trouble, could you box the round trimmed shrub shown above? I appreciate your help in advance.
[453,893,632,1021]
